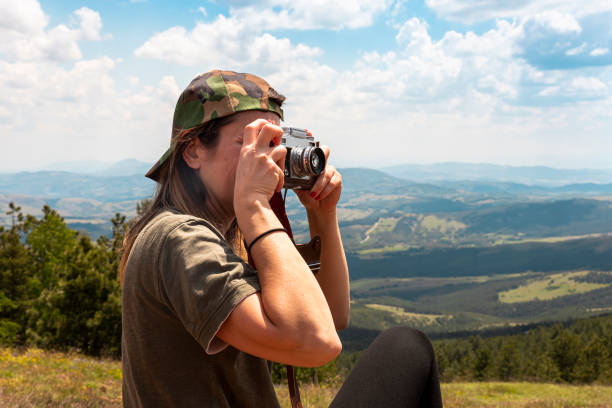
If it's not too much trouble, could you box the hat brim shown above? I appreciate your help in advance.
[145,145,173,182]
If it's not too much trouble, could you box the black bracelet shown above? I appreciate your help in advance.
[246,228,287,256]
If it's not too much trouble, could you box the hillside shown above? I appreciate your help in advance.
[382,162,612,185]
[2,162,612,341]
[4,164,612,249]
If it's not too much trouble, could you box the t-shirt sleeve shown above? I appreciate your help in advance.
[157,219,260,354]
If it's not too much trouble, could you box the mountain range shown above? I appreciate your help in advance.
[2,159,612,340]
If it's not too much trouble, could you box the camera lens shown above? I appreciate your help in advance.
[310,148,325,175]
[290,146,326,177]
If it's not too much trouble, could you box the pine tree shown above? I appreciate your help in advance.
[0,203,31,345]
[495,340,521,381]
[573,336,609,383]
[550,328,582,382]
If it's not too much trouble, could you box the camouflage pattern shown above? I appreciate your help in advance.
[146,70,285,181]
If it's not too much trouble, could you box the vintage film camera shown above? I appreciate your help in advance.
[281,127,326,190]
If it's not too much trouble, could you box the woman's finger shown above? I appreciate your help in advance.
[255,123,283,149]
[315,170,342,201]
[320,144,330,161]
[275,166,285,192]
[269,144,287,172]
[243,119,270,146]
[310,165,335,198]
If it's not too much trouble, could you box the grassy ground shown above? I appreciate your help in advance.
[0,347,121,407]
[498,271,610,303]
[2,347,612,407]
[365,303,450,325]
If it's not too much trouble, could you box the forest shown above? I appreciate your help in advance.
[1,202,611,385]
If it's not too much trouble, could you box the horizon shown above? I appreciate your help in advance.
[3,158,612,175]
[1,1,612,171]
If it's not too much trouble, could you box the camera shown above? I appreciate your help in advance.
[281,127,326,190]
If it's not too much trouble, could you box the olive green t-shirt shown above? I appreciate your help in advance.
[121,209,280,407]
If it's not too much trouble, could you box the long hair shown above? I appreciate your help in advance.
[119,115,238,285]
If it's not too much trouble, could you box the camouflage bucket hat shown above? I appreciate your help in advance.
[145,69,285,181]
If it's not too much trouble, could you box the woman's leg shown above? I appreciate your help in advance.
[329,326,443,408]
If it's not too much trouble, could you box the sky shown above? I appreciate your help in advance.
[1,0,612,172]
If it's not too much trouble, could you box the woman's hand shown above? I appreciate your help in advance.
[234,119,286,212]
[295,146,342,215]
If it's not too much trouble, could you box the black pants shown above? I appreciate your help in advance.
[329,327,443,408]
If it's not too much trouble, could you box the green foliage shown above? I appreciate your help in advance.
[433,315,612,384]
[0,202,123,357]
[0,319,20,344]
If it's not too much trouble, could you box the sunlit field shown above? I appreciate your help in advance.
[2,347,612,407]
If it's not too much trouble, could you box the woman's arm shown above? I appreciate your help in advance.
[306,207,350,330]
[217,119,341,367]
[294,154,350,329]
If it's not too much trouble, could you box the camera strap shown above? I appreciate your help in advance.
[248,191,303,408]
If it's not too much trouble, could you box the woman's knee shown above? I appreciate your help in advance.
[374,326,435,361]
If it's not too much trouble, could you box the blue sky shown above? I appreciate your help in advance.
[1,0,611,172]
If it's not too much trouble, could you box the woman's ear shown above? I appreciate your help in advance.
[182,139,203,170]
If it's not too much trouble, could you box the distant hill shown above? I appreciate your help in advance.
[3,161,612,245]
[38,159,152,176]
[338,168,453,196]
[382,162,612,186]
[434,180,612,195]
[347,236,612,280]
[0,171,155,202]
[461,199,612,236]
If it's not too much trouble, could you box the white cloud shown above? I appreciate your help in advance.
[568,76,608,95]
[527,10,581,34]
[590,47,610,56]
[227,0,392,30]
[130,9,610,170]
[566,42,587,55]
[345,18,523,105]
[134,15,322,71]
[73,7,104,41]
[2,0,611,172]
[0,1,177,171]
[425,0,612,24]
[0,0,47,34]
[283,13,611,169]
[134,0,393,70]
[0,2,106,62]
[0,56,181,170]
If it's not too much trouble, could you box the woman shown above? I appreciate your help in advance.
[120,70,442,407]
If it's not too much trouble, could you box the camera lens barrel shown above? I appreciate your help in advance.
[290,146,326,177]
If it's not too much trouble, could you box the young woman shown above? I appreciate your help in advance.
[120,70,442,407]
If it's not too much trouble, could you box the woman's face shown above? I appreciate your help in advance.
[196,110,281,212]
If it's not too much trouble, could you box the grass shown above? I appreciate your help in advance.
[498,271,610,303]
[277,382,612,407]
[0,347,121,407]
[365,303,450,324]
[420,214,467,233]
[358,244,412,254]
[360,217,399,244]
[2,347,612,407]
[440,382,612,408]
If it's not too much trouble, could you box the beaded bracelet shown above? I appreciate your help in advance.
[246,227,287,256]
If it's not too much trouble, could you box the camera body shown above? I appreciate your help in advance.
[281,127,326,190]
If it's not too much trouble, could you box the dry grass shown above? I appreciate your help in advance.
[2,347,612,407]
[441,382,612,408]
[0,347,121,407]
